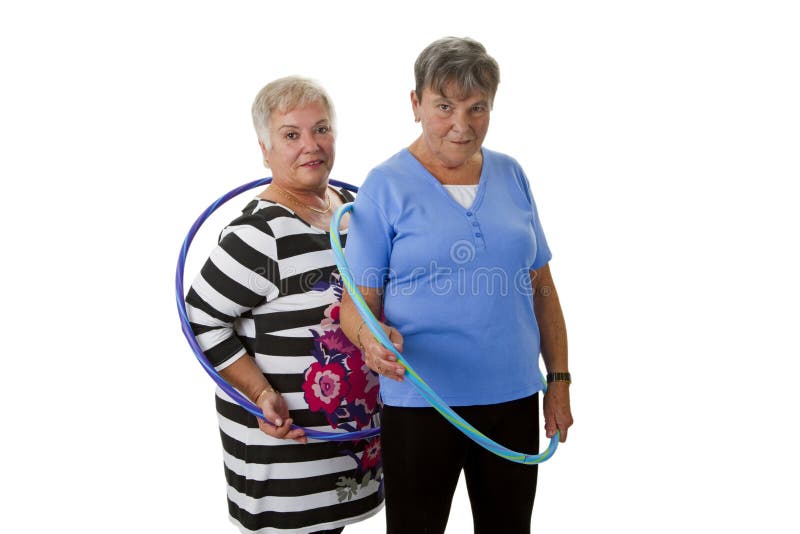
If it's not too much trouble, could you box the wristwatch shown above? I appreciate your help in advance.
[546,372,572,384]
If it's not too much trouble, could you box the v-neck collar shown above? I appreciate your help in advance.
[401,148,488,214]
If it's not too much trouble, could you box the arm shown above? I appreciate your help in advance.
[340,287,405,382]
[185,223,305,442]
[531,263,573,442]
[339,179,405,380]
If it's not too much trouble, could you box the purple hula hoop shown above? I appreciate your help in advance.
[175,177,379,441]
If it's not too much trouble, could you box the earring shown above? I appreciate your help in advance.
[263,159,269,168]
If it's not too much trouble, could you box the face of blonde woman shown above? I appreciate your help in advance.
[261,101,335,190]
[411,82,491,169]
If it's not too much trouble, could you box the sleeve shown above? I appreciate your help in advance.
[344,184,394,289]
[184,222,281,371]
[529,192,552,270]
[516,164,553,270]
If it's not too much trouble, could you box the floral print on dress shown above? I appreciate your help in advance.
[303,272,383,501]
[303,273,381,431]
[336,436,383,502]
[319,299,339,331]
[302,358,351,415]
[360,436,382,470]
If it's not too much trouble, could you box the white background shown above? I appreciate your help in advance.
[2,1,798,532]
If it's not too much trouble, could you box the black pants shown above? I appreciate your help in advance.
[382,395,540,534]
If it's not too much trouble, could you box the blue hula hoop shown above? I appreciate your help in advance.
[330,203,559,464]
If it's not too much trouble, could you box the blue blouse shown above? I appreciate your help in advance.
[346,148,552,407]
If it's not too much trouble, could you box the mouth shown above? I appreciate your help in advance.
[449,139,473,145]
[300,159,324,169]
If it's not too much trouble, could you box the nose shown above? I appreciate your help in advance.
[300,130,320,152]
[451,110,469,133]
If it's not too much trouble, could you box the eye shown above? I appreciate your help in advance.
[471,105,486,113]
[438,104,452,112]
[285,131,299,140]
[315,125,330,135]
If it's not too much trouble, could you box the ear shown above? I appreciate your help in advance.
[259,139,270,167]
[410,90,420,122]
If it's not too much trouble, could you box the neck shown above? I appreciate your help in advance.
[408,138,482,185]
[258,179,332,214]
[273,179,328,200]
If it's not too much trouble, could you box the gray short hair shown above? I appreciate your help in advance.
[414,37,500,106]
[251,76,336,149]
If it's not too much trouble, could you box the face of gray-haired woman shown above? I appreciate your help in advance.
[411,81,491,170]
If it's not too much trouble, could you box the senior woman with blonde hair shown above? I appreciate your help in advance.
[185,76,382,534]
[340,38,573,533]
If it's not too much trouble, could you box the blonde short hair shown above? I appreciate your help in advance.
[251,76,336,148]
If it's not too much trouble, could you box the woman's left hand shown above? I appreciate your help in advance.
[543,382,573,442]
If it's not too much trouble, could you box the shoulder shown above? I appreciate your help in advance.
[482,147,534,199]
[358,149,427,212]
[483,147,524,174]
[361,149,421,193]
[373,148,417,175]
[220,198,293,242]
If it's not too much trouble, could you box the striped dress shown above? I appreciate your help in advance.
[185,188,383,534]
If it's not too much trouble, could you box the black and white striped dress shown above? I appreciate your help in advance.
[185,188,383,534]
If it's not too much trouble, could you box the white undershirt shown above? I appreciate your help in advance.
[443,184,479,209]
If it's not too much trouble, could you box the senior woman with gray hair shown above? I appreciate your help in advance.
[185,76,382,534]
[340,38,573,533]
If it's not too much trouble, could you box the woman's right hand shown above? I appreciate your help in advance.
[256,391,308,444]
[362,322,406,382]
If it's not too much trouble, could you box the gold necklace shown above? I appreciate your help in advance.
[270,183,331,214]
